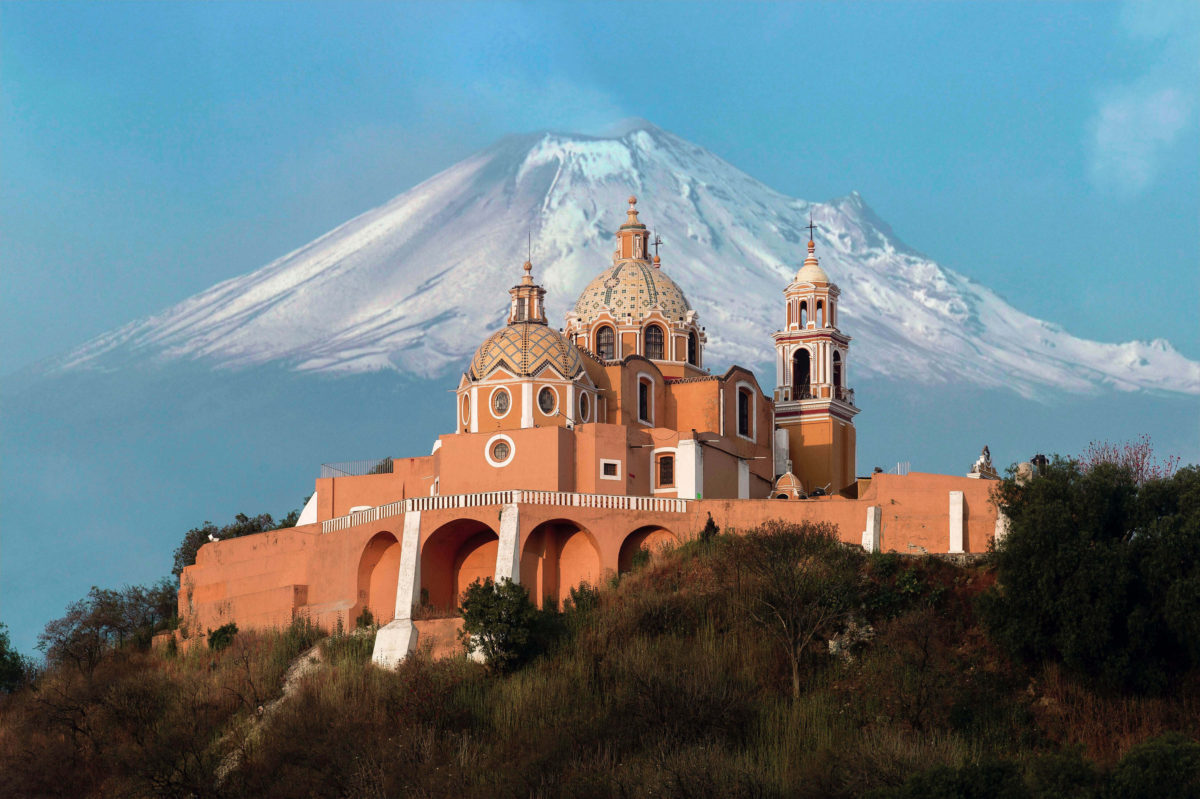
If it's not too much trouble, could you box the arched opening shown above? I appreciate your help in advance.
[520,520,602,609]
[737,387,752,437]
[833,351,842,388]
[775,493,790,500]
[596,325,615,360]
[687,331,698,366]
[356,532,402,626]
[816,300,824,327]
[644,324,665,360]
[799,301,808,327]
[420,519,499,615]
[792,349,811,399]
[638,377,652,424]
[618,526,679,573]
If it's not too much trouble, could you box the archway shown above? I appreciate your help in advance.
[420,519,499,614]
[792,349,811,399]
[520,519,602,609]
[618,526,679,573]
[356,531,402,626]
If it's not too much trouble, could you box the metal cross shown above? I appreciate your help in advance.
[652,232,663,257]
[804,216,818,241]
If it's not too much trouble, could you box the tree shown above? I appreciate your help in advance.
[0,622,27,693]
[980,457,1200,693]
[458,578,540,672]
[719,520,862,699]
[37,579,178,673]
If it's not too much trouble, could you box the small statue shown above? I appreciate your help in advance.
[970,445,998,478]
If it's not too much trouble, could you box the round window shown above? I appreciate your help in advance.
[579,392,590,422]
[492,440,510,462]
[462,395,471,425]
[538,386,556,414]
[491,388,510,415]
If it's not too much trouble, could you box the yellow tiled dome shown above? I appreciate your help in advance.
[573,260,692,325]
[470,322,583,379]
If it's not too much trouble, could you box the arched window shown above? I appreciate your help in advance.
[596,325,615,360]
[687,331,698,366]
[737,388,752,438]
[644,325,664,360]
[792,349,811,399]
[833,351,842,388]
[799,301,808,327]
[817,300,824,327]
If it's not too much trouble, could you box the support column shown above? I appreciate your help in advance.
[494,503,521,584]
[993,510,1010,546]
[469,387,479,433]
[862,505,882,553]
[372,510,423,668]
[676,439,704,499]
[949,491,965,554]
[774,428,790,477]
[521,383,534,429]
[737,458,750,499]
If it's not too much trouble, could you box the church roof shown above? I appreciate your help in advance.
[470,321,583,380]
[573,259,692,325]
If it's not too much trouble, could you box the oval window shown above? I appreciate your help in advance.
[492,440,510,462]
[462,395,471,425]
[538,386,556,414]
[579,392,590,422]
[491,388,510,415]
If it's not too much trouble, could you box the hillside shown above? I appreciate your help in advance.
[4,515,1199,799]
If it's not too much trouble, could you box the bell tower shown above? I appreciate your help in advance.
[771,231,859,494]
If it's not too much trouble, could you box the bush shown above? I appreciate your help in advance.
[1108,734,1200,798]
[207,622,238,652]
[172,509,301,577]
[355,606,375,629]
[459,578,541,672]
[0,623,26,693]
[980,460,1200,693]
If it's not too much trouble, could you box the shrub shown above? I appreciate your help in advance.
[207,622,238,652]
[459,578,541,672]
[355,606,375,629]
[1108,733,1200,798]
[0,623,26,693]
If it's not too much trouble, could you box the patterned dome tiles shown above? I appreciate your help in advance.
[573,260,692,326]
[470,322,583,380]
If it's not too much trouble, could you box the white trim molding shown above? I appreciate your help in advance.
[485,433,516,468]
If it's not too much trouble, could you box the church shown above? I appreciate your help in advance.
[179,196,1002,665]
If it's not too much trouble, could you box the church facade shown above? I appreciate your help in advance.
[178,197,1002,665]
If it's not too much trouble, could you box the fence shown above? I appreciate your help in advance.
[320,458,394,479]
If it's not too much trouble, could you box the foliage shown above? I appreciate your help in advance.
[172,509,300,577]
[37,579,177,673]
[458,577,542,672]
[207,622,238,652]
[1079,434,1180,486]
[354,606,375,630]
[0,623,28,693]
[1108,733,1200,798]
[699,511,720,544]
[716,520,862,698]
[980,458,1200,693]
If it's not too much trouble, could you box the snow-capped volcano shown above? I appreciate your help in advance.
[51,121,1199,397]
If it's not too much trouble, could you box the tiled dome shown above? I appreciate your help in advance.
[573,260,692,325]
[470,322,583,379]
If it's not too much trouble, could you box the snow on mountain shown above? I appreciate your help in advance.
[50,121,1200,398]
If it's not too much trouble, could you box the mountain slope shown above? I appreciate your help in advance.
[48,122,1200,397]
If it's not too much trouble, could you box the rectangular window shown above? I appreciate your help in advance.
[638,379,651,423]
[737,389,751,438]
[600,459,621,480]
[658,455,674,487]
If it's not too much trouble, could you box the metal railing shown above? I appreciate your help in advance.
[320,490,692,534]
[320,458,394,479]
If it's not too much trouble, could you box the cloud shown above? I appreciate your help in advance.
[1086,1,1200,195]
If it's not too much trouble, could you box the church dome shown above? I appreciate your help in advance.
[470,321,583,379]
[573,260,692,325]
[794,239,830,284]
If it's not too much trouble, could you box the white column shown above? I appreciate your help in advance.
[469,387,479,433]
[677,439,704,499]
[994,510,1010,546]
[774,428,790,477]
[521,382,534,429]
[737,459,750,499]
[371,510,423,668]
[949,491,965,553]
[862,506,882,553]
[566,383,576,426]
[494,503,521,583]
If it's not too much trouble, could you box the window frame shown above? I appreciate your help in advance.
[490,386,512,418]
[596,325,616,360]
[644,324,665,360]
[537,385,557,416]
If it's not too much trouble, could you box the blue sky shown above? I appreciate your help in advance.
[3,0,1198,371]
